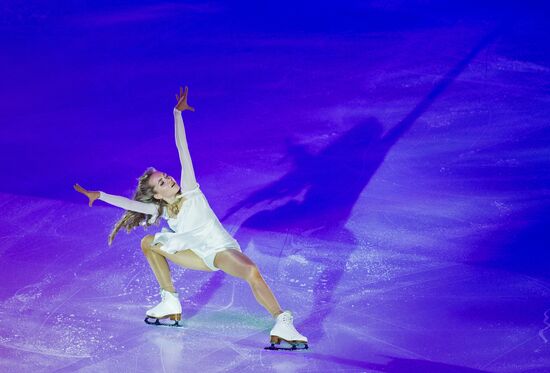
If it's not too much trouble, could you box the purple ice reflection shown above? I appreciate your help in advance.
[1,1,549,372]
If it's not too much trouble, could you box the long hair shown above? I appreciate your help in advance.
[107,167,177,246]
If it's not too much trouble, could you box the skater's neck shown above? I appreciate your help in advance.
[163,193,184,205]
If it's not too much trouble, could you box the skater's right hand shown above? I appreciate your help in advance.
[73,183,100,207]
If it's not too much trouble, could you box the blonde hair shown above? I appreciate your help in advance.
[107,167,179,246]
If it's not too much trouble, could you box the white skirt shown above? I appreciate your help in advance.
[151,186,241,270]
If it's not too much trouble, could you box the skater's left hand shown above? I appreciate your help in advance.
[175,86,195,112]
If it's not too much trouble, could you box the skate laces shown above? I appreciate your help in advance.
[278,311,293,325]
[160,289,176,301]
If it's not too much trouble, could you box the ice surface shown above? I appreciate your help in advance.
[1,2,549,372]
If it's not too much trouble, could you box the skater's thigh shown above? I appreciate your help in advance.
[150,243,213,272]
[214,249,258,280]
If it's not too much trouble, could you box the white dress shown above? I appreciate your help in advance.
[98,108,241,271]
[150,183,241,265]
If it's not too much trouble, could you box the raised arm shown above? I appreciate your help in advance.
[174,108,198,191]
[174,86,198,192]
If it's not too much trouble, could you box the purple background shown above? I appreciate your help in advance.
[1,1,549,372]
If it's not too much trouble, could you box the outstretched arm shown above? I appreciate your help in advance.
[97,191,159,216]
[74,184,163,222]
[174,86,198,191]
[73,184,166,224]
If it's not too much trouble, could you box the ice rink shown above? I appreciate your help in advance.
[1,1,549,372]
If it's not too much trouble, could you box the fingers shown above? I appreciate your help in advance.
[73,183,97,208]
[176,85,190,106]
[73,183,91,198]
[178,86,189,97]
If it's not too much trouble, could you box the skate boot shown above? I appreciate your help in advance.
[266,310,309,350]
[144,288,183,327]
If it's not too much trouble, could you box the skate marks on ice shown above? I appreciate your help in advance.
[221,26,507,346]
[2,8,550,371]
[538,308,550,344]
[0,197,291,371]
[0,202,134,368]
[0,201,172,370]
[224,214,550,369]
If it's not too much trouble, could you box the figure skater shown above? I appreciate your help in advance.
[73,86,307,350]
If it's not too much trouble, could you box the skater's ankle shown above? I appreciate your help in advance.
[272,310,284,319]
[162,286,177,294]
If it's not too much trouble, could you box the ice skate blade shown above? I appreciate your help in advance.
[144,315,184,327]
[145,313,181,320]
[265,336,309,351]
[264,343,309,351]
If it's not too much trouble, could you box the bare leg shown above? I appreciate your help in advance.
[214,249,283,318]
[141,235,177,293]
[141,235,213,293]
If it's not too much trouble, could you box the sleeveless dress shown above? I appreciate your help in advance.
[150,183,241,270]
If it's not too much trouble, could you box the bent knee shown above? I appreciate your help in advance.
[246,264,262,282]
[140,234,155,253]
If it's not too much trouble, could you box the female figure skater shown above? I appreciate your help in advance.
[73,86,308,349]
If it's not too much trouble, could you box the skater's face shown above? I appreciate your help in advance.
[149,171,180,200]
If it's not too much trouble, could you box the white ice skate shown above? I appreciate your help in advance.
[144,289,183,327]
[266,310,309,350]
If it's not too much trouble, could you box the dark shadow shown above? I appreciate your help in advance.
[218,24,507,341]
[464,203,550,282]
[238,338,493,372]
[310,353,493,373]
[26,23,518,373]
[181,271,227,318]
[363,354,493,373]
